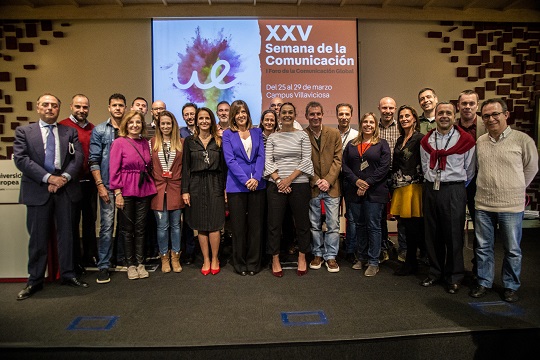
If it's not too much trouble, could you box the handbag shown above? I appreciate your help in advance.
[125,138,153,187]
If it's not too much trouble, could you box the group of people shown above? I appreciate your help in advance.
[13,89,538,304]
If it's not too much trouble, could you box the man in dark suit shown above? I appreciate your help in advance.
[13,93,89,301]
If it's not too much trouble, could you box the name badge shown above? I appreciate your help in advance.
[163,171,172,178]
[360,161,369,171]
[433,170,441,191]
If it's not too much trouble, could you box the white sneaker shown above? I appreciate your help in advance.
[127,266,139,280]
[137,264,149,279]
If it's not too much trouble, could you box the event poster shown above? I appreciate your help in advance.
[153,19,358,126]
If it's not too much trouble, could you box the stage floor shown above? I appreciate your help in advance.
[1,228,539,358]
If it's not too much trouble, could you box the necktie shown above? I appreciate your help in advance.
[44,124,56,173]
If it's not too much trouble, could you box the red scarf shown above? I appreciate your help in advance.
[420,126,475,170]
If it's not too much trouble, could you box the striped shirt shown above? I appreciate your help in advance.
[379,119,400,167]
[151,140,177,173]
[264,130,314,184]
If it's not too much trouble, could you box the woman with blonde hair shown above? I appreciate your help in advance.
[182,107,226,276]
[150,110,185,273]
[342,112,391,277]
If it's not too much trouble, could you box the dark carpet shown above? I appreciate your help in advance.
[1,227,539,359]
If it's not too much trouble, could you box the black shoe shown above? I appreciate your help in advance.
[469,284,488,298]
[239,271,247,276]
[446,283,460,294]
[75,263,86,276]
[394,264,417,276]
[248,271,256,276]
[420,277,439,287]
[184,255,194,265]
[503,289,519,303]
[62,277,89,288]
[17,283,43,301]
[96,269,110,284]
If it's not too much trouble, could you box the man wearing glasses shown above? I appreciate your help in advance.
[469,98,538,303]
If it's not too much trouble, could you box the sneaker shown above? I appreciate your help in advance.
[379,250,389,264]
[309,256,324,269]
[137,264,149,279]
[398,250,406,263]
[364,265,379,277]
[96,269,110,284]
[325,259,340,273]
[127,266,139,280]
[352,261,363,270]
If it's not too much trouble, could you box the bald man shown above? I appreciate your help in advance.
[377,97,401,263]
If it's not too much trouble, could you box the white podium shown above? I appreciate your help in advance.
[0,160,29,280]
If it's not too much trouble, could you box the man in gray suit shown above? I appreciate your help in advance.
[13,93,88,301]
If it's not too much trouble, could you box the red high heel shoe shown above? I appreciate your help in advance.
[201,267,211,276]
[210,266,220,275]
[297,268,308,276]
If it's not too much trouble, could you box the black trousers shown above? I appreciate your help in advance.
[401,217,424,269]
[26,189,75,285]
[266,182,311,256]
[119,196,150,266]
[466,175,478,273]
[71,180,97,266]
[228,190,265,273]
[423,182,466,284]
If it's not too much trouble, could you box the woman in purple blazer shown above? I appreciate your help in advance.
[222,100,266,275]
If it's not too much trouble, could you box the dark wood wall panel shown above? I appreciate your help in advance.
[429,21,540,210]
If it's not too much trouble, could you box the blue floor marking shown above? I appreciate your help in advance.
[469,301,524,317]
[281,311,328,326]
[67,316,119,331]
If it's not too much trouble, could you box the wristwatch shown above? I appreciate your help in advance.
[275,178,282,184]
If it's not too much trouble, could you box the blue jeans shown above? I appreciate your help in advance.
[475,210,523,291]
[309,193,340,260]
[97,190,116,270]
[154,208,181,255]
[349,201,384,267]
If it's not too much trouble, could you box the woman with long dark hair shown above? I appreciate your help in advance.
[391,105,425,276]
[182,107,226,276]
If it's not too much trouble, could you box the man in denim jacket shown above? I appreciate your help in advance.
[89,93,126,284]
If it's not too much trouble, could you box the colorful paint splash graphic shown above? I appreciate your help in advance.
[174,27,241,109]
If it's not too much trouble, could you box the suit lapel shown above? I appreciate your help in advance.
[319,126,327,152]
[57,124,69,168]
[29,123,46,164]
[234,131,250,162]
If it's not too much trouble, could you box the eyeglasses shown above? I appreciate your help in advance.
[203,150,210,165]
[482,112,502,121]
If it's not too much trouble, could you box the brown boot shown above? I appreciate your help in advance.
[171,251,183,273]
[161,251,171,273]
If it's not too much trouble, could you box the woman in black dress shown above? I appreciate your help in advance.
[182,107,226,276]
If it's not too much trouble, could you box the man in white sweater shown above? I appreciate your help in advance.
[469,98,539,303]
